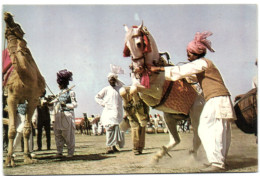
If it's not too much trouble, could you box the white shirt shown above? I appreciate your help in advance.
[165,59,208,81]
[95,85,123,126]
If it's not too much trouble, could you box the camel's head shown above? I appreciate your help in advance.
[4,12,15,27]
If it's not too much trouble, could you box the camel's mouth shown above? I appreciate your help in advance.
[4,12,13,22]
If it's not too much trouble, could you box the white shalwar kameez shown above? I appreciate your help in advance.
[52,89,77,156]
[165,59,236,169]
[95,85,125,148]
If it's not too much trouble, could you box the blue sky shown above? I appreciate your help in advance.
[1,3,258,117]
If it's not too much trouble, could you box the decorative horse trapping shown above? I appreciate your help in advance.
[155,80,197,115]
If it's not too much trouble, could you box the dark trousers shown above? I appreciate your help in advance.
[37,120,51,150]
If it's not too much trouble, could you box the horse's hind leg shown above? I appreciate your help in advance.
[153,112,180,163]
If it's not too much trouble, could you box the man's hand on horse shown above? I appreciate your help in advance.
[148,65,165,72]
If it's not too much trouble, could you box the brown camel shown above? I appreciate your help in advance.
[3,12,46,167]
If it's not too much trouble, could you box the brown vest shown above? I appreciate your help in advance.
[196,58,230,101]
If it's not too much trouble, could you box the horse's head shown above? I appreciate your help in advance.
[123,22,159,75]
[4,12,15,28]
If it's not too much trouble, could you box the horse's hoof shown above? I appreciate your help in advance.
[119,87,127,96]
[189,149,198,159]
[130,86,138,94]
[161,146,172,158]
[151,156,159,164]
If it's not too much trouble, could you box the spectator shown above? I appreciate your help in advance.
[51,69,77,158]
[95,65,125,154]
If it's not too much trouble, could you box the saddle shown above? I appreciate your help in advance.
[234,88,257,135]
[154,79,197,115]
[2,49,13,86]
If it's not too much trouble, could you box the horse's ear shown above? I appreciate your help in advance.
[124,24,129,32]
[138,21,143,30]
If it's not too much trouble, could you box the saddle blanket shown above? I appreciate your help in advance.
[162,79,197,115]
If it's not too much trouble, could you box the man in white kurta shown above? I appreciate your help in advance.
[95,72,125,154]
[150,31,236,172]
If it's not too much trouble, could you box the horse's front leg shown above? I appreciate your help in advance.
[23,99,37,164]
[153,113,180,163]
[5,95,19,167]
[119,87,131,106]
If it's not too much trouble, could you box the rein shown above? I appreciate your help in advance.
[131,55,145,61]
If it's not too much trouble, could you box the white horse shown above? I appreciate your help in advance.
[120,22,205,162]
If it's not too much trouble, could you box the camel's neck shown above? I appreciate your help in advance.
[5,24,41,85]
[5,22,25,40]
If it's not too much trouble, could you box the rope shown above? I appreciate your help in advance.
[45,83,55,96]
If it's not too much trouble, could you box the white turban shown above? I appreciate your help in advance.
[107,64,125,87]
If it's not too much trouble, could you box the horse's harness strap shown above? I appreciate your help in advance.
[131,34,142,38]
[132,55,145,61]
[151,81,174,109]
[131,31,146,61]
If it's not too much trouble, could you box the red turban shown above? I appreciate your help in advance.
[187,31,215,54]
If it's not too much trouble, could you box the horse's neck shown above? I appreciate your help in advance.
[145,34,160,65]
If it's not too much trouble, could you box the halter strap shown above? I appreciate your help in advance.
[131,55,145,61]
[131,34,143,39]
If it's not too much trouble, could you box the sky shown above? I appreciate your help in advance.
[1,1,258,118]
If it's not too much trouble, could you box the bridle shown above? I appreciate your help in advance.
[130,33,146,61]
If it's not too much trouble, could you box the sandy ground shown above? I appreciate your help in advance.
[2,123,258,175]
